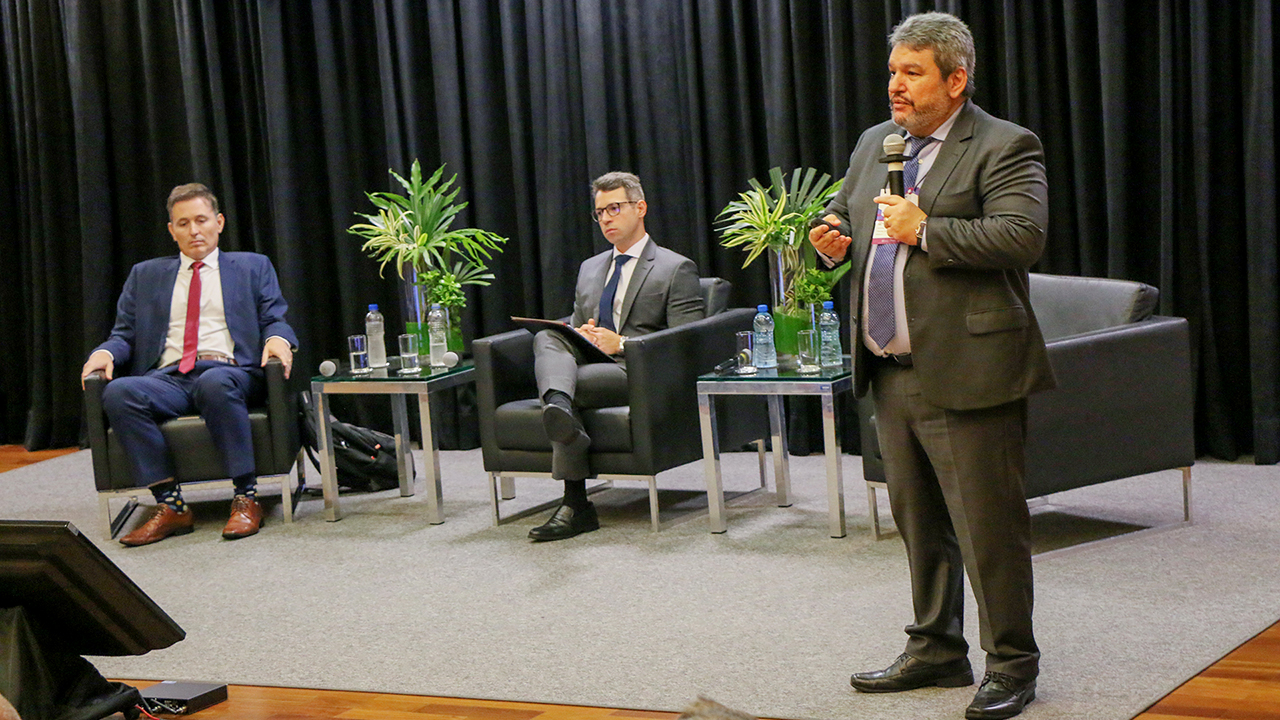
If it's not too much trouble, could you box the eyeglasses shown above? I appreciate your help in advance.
[592,201,638,222]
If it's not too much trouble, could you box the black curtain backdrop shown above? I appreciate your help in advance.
[2,0,1276,463]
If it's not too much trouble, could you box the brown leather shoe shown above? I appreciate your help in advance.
[119,505,194,546]
[222,495,264,539]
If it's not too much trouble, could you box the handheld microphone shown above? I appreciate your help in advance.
[318,359,338,377]
[880,134,907,197]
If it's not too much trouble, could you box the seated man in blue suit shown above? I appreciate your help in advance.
[80,183,298,546]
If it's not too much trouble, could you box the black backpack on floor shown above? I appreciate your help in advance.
[299,391,408,492]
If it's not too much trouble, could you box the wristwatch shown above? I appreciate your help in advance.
[618,336,629,354]
[915,218,928,243]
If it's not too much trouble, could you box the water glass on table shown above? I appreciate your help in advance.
[797,330,821,374]
[398,333,421,374]
[348,334,371,374]
[735,330,757,374]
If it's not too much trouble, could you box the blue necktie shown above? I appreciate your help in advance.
[867,135,934,349]
[597,255,632,331]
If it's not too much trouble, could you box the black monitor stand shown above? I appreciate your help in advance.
[0,520,186,720]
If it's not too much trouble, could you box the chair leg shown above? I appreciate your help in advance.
[1181,466,1193,523]
[500,476,516,500]
[279,474,294,524]
[489,472,502,526]
[101,493,140,541]
[100,493,114,540]
[647,476,660,532]
[867,481,893,540]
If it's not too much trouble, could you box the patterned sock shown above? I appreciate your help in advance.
[232,474,257,500]
[152,482,187,513]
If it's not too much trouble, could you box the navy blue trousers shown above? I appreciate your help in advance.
[100,361,265,487]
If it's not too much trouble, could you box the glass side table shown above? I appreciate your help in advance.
[311,357,474,523]
[697,359,853,537]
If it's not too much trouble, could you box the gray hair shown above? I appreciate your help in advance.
[889,12,976,98]
[591,171,645,203]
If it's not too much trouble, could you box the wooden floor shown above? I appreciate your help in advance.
[4,445,1278,719]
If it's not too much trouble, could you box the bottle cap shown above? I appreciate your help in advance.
[757,304,769,312]
[432,303,441,310]
[824,300,834,309]
[369,304,378,311]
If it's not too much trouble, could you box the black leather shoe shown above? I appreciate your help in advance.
[965,672,1035,719]
[528,502,599,541]
[850,653,974,693]
[542,397,583,445]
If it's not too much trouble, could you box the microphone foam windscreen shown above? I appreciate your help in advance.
[883,134,906,155]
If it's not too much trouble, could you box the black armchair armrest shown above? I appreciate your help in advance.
[473,328,541,467]
[624,308,757,472]
[83,370,113,491]
[1025,315,1194,497]
[262,358,298,471]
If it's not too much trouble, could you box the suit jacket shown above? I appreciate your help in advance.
[94,251,298,374]
[569,237,704,348]
[827,101,1055,410]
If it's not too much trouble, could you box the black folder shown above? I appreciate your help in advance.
[510,316,616,364]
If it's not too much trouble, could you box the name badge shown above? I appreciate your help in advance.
[871,188,920,245]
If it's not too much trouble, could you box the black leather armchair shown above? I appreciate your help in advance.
[860,273,1195,539]
[83,358,304,539]
[473,278,767,530]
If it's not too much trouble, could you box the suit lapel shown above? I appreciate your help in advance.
[616,239,656,331]
[219,253,251,363]
[143,258,181,370]
[919,101,976,215]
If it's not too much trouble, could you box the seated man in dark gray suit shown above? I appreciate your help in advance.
[529,171,705,541]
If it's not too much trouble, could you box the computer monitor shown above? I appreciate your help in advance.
[0,520,184,656]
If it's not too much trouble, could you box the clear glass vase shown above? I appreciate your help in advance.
[768,244,807,370]
[400,276,465,358]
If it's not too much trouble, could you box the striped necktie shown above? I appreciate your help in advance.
[867,135,934,349]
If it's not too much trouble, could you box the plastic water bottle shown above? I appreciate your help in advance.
[752,305,777,369]
[427,304,449,367]
[818,300,842,367]
[365,304,388,367]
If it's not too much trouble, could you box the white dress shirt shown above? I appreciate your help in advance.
[861,104,964,356]
[602,234,650,330]
[157,248,236,367]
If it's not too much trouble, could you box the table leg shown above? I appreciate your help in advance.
[822,389,846,538]
[768,395,792,506]
[417,390,444,524]
[699,392,726,533]
[390,394,415,497]
[313,383,341,522]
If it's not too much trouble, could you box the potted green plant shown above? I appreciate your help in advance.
[717,167,847,366]
[349,160,507,354]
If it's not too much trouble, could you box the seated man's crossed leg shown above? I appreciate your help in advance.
[528,331,626,541]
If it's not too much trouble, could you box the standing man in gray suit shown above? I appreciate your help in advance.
[809,13,1054,720]
[528,171,704,541]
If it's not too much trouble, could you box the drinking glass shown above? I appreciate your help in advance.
[348,334,372,374]
[796,330,820,374]
[398,333,421,374]
[735,331,757,374]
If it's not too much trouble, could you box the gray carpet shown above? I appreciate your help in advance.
[3,449,1277,720]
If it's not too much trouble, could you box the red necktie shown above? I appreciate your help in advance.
[178,261,204,373]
